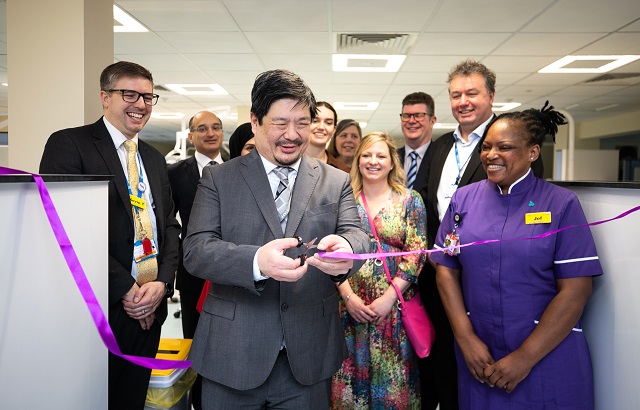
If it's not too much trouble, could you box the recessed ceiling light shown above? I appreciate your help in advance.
[113,5,148,33]
[332,54,406,72]
[1,83,7,87]
[538,55,640,74]
[492,102,521,111]
[595,104,619,112]
[359,122,368,129]
[334,102,379,110]
[151,112,185,120]
[164,84,229,95]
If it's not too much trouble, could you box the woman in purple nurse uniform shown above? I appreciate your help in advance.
[430,102,603,410]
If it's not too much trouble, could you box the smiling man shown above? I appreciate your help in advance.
[398,92,437,193]
[39,61,180,410]
[182,69,369,409]
[167,110,229,410]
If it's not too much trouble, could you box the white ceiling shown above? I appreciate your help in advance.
[1,0,640,143]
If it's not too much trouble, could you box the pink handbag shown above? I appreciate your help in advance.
[361,193,435,358]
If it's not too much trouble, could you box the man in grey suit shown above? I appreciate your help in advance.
[183,69,369,409]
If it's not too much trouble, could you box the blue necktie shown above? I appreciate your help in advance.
[406,151,419,190]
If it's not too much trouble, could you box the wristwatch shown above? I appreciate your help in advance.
[159,281,174,298]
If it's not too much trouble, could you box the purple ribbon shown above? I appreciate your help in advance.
[1,166,190,370]
[318,204,640,261]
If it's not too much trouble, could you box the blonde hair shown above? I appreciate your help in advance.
[350,132,406,199]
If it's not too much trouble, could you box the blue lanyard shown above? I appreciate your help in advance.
[453,139,474,186]
[125,151,146,209]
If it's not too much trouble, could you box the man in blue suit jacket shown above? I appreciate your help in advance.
[39,61,180,410]
[183,69,369,409]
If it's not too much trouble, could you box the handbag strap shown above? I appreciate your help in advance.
[360,192,407,307]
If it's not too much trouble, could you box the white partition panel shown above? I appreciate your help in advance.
[0,178,109,410]
[569,186,640,409]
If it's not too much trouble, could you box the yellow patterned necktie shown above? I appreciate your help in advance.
[123,140,158,285]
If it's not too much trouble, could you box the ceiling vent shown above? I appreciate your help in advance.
[584,73,640,85]
[336,33,417,54]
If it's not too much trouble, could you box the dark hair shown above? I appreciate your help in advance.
[327,119,362,158]
[317,101,338,123]
[100,61,153,90]
[250,69,317,125]
[228,122,255,159]
[478,101,567,152]
[447,59,496,95]
[401,92,435,116]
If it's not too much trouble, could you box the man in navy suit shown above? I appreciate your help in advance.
[167,110,229,410]
[397,92,437,196]
[168,110,229,340]
[39,61,180,410]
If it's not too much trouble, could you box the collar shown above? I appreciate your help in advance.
[404,140,430,159]
[259,153,302,175]
[495,168,533,195]
[195,150,223,168]
[104,117,139,150]
[453,114,494,145]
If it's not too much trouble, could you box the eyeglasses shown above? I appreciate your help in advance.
[105,89,159,106]
[194,124,223,133]
[400,112,432,121]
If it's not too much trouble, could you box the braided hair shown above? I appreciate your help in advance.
[478,101,567,152]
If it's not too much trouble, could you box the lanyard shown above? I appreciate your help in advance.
[125,151,146,200]
[453,139,475,186]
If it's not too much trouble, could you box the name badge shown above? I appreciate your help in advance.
[134,238,158,262]
[525,211,551,225]
[130,194,146,209]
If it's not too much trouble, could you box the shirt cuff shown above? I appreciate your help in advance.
[253,247,268,281]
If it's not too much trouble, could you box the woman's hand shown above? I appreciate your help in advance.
[457,334,495,384]
[483,350,533,393]
[345,294,378,323]
[368,292,396,325]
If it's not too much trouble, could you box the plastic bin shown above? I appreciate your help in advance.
[144,338,195,410]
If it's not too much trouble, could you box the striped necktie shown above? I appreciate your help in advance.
[273,167,293,232]
[406,151,419,190]
[123,140,158,285]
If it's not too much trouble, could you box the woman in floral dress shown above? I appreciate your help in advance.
[331,132,427,410]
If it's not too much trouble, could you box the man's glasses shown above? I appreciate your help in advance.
[105,89,159,106]
[194,124,223,133]
[400,112,432,121]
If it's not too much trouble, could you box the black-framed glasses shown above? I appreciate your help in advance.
[400,112,432,121]
[105,89,159,106]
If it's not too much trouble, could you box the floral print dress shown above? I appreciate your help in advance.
[331,189,427,410]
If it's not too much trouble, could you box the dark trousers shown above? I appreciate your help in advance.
[201,349,331,410]
[419,264,459,410]
[178,268,205,410]
[108,306,161,410]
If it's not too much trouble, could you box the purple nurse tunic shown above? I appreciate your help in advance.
[431,170,603,410]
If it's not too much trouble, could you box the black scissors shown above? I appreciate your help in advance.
[294,236,318,266]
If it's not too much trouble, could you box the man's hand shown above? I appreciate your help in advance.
[257,238,307,282]
[122,281,166,320]
[306,234,354,276]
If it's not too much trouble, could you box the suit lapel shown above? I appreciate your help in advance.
[285,156,318,237]
[187,156,200,190]
[460,149,482,186]
[92,119,134,227]
[240,151,283,239]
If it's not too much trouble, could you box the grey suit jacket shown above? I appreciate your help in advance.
[183,150,369,390]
